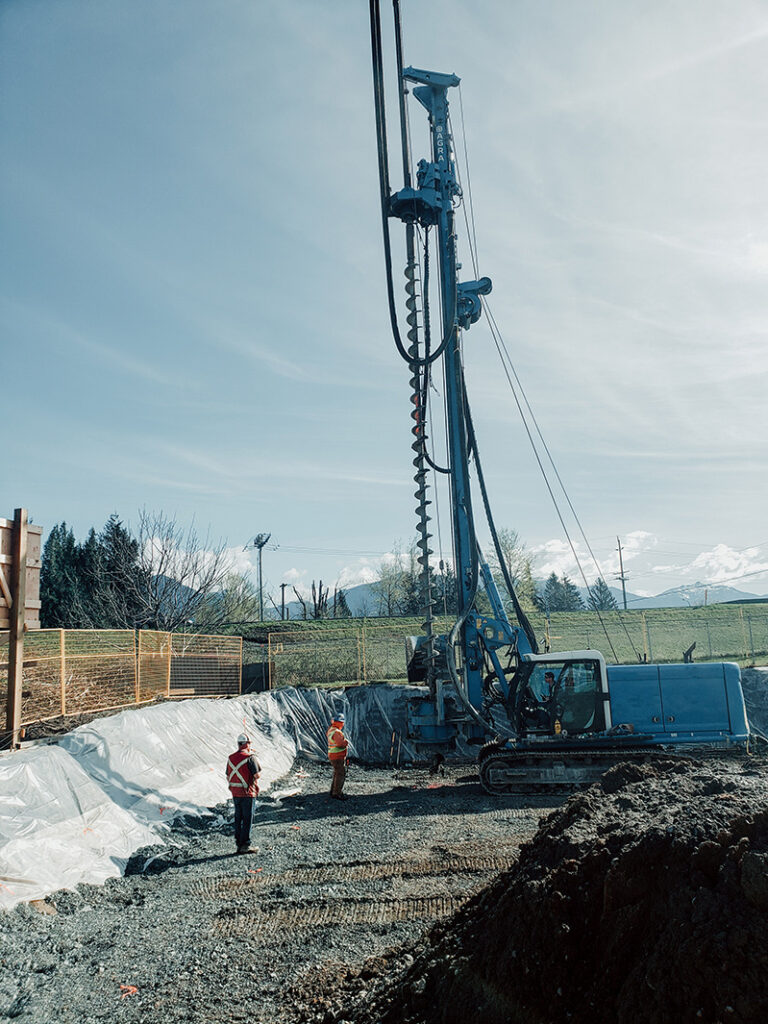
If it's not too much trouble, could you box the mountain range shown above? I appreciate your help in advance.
[283,579,768,618]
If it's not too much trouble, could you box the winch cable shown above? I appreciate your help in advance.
[481,302,641,660]
[452,99,641,660]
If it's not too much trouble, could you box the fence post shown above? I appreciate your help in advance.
[60,629,66,715]
[239,637,243,694]
[5,508,28,749]
[746,614,755,661]
[739,607,749,661]
[362,623,368,682]
[135,631,141,704]
[642,612,652,662]
[166,632,172,697]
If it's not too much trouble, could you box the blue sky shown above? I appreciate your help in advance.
[3,0,768,603]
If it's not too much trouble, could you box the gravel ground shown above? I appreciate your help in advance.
[0,760,556,1024]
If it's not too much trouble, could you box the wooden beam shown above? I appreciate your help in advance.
[6,508,28,749]
[0,564,12,609]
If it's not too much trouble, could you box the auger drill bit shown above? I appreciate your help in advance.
[404,257,437,693]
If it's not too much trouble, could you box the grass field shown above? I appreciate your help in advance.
[238,603,768,688]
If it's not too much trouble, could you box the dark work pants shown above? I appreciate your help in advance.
[233,796,255,848]
[330,760,346,797]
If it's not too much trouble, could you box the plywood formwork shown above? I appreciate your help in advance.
[0,515,41,631]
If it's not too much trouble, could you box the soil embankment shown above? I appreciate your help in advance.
[308,757,768,1024]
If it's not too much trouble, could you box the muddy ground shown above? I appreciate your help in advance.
[0,762,553,1024]
[3,755,768,1024]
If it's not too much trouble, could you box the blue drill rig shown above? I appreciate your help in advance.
[368,1,750,791]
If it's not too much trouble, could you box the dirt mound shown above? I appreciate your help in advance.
[314,758,768,1024]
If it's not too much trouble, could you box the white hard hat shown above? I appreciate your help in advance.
[237,734,249,746]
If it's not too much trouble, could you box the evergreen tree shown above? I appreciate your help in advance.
[534,572,585,612]
[588,577,618,611]
[535,572,562,613]
[39,523,82,627]
[559,574,585,611]
[332,588,352,618]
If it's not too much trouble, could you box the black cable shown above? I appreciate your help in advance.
[368,0,456,370]
[462,384,540,655]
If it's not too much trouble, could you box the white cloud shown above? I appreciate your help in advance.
[335,559,379,589]
[688,544,768,585]
[282,567,305,584]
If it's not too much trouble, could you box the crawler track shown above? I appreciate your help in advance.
[189,849,521,900]
[211,894,466,936]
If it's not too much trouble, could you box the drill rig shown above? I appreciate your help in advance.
[368,0,749,790]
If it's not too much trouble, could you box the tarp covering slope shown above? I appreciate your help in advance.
[0,684,419,910]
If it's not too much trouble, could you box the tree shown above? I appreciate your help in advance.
[40,523,82,627]
[332,587,352,618]
[588,577,618,611]
[41,511,241,631]
[132,510,235,631]
[534,572,585,613]
[197,573,262,628]
[310,580,329,619]
[486,527,537,615]
[560,575,585,611]
[292,580,331,620]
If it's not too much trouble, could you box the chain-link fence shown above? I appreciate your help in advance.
[262,606,768,689]
[267,625,415,688]
[0,628,243,729]
[541,606,768,665]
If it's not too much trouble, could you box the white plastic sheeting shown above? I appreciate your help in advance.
[0,746,157,908]
[0,683,420,911]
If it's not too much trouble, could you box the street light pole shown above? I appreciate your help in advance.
[253,533,271,622]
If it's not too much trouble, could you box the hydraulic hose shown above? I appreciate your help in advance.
[369,0,457,370]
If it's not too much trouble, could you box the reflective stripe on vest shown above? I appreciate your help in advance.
[227,750,257,795]
[326,726,347,756]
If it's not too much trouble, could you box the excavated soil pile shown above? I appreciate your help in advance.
[312,758,768,1024]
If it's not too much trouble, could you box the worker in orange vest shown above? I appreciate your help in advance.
[326,714,349,800]
[226,733,261,854]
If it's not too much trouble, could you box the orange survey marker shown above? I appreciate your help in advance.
[247,868,263,874]
[290,825,301,831]
[119,985,138,999]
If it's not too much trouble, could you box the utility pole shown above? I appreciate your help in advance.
[616,536,628,611]
[280,582,287,621]
[253,533,271,622]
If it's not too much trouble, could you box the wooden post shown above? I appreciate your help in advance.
[5,508,28,748]
[60,628,67,715]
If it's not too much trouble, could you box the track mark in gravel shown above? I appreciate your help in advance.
[188,851,520,899]
[211,895,465,935]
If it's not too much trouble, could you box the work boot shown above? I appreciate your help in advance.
[236,845,259,855]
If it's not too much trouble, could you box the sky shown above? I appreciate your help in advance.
[3,0,768,606]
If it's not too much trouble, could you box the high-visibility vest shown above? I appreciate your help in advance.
[326,725,348,762]
[226,749,259,797]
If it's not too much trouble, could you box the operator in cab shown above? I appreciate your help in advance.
[524,668,558,730]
